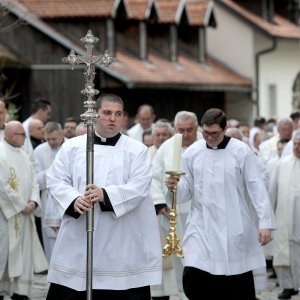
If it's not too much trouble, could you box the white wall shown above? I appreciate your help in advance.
[207,4,255,78]
[258,39,300,119]
[208,4,300,121]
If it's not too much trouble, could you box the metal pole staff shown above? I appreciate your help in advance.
[62,30,117,300]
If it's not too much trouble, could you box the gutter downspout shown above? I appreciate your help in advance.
[254,37,277,116]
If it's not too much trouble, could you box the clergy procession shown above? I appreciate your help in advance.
[1,92,300,300]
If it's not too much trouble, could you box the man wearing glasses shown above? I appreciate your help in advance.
[0,121,48,300]
[166,108,276,300]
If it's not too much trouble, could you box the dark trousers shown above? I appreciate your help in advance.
[182,266,256,300]
[46,283,151,300]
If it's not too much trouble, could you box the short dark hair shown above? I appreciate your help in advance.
[254,116,266,127]
[31,98,51,114]
[96,94,124,111]
[64,117,78,124]
[278,138,289,145]
[201,108,227,129]
[290,111,300,121]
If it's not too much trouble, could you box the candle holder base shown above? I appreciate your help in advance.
[163,171,185,258]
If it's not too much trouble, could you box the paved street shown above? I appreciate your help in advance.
[3,273,300,300]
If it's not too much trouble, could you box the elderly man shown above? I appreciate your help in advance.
[166,108,275,300]
[148,120,173,159]
[151,111,200,300]
[259,118,293,165]
[0,100,38,175]
[128,104,156,142]
[33,122,66,262]
[270,130,300,300]
[0,121,48,300]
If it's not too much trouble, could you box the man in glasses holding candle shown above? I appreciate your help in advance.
[151,111,199,300]
[166,108,276,300]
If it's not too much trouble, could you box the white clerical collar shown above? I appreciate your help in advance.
[95,131,107,142]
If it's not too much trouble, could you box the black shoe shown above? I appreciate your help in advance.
[11,294,29,300]
[278,289,298,299]
[269,269,277,279]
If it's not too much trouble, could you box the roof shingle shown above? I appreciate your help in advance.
[220,0,300,39]
[111,50,252,89]
[21,0,115,18]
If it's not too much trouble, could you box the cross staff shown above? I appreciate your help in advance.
[62,30,117,300]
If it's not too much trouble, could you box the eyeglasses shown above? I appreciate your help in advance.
[14,132,26,137]
[202,129,223,138]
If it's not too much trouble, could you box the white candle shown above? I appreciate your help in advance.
[172,133,182,171]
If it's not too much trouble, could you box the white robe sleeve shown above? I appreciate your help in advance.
[150,145,168,206]
[243,150,276,230]
[47,145,81,219]
[268,160,280,211]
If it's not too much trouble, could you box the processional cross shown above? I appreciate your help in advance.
[62,30,117,300]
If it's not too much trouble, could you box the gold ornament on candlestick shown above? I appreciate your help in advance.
[163,170,185,258]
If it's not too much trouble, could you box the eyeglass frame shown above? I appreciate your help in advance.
[13,132,26,137]
[202,129,224,138]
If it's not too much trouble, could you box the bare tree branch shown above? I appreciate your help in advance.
[0,1,27,33]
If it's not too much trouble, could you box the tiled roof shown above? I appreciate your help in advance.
[21,0,115,18]
[153,0,180,23]
[185,0,210,26]
[3,0,250,90]
[20,0,212,26]
[219,0,300,39]
[110,50,252,89]
[122,0,149,20]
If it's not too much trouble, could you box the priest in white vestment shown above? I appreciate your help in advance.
[269,130,300,299]
[151,111,201,300]
[0,121,48,300]
[127,104,155,142]
[33,121,66,262]
[259,118,293,165]
[46,94,161,300]
[166,109,276,300]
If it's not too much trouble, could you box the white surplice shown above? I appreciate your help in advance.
[46,134,162,291]
[127,123,153,142]
[176,138,276,276]
[33,140,65,262]
[259,135,279,165]
[0,140,48,297]
[269,154,300,288]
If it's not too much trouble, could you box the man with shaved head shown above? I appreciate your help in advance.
[0,121,48,300]
[29,119,45,149]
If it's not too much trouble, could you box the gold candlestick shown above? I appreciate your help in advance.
[163,171,185,258]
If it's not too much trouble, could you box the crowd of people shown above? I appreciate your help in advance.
[0,95,300,300]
